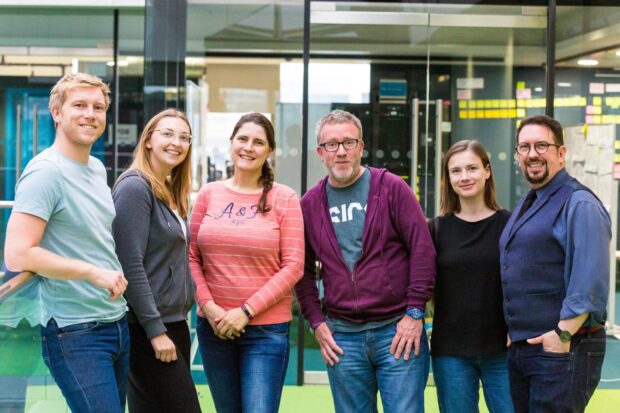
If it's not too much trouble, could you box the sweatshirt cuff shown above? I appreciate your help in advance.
[407,298,427,312]
[142,318,167,340]
[307,312,326,330]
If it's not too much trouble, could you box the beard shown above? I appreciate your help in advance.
[329,163,361,186]
[524,160,549,185]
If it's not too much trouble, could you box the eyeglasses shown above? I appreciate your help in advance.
[154,129,193,145]
[319,139,361,152]
[515,141,561,156]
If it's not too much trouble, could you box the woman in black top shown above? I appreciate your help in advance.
[430,140,514,413]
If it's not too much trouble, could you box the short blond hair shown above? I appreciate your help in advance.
[49,73,111,113]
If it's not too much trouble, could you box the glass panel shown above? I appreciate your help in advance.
[555,6,620,380]
[305,0,547,382]
[0,5,141,410]
[425,4,547,212]
[115,8,145,178]
[185,0,304,386]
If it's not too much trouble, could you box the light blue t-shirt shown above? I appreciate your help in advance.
[12,148,127,327]
[326,168,370,271]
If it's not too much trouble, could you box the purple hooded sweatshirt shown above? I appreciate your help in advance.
[294,167,436,329]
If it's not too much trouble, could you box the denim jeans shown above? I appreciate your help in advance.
[40,316,130,413]
[196,316,290,413]
[327,322,430,413]
[507,328,606,413]
[433,354,514,413]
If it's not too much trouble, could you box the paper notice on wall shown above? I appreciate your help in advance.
[516,89,531,99]
[582,172,597,193]
[457,89,472,100]
[589,83,605,94]
[599,151,614,175]
[598,174,613,208]
[606,83,620,93]
[584,146,598,173]
[456,78,484,89]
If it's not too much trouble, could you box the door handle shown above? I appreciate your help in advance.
[16,104,22,182]
[410,98,419,195]
[32,104,39,157]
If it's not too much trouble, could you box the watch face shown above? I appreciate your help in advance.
[407,308,424,319]
[559,331,572,342]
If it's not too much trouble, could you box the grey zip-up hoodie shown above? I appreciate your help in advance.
[112,170,195,339]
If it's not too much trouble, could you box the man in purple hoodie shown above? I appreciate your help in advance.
[295,109,436,412]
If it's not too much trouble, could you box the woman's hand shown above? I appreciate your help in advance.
[202,300,228,340]
[215,308,250,339]
[150,333,177,363]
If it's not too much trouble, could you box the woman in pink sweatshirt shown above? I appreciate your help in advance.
[189,112,304,413]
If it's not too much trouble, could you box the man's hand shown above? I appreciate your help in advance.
[202,301,228,339]
[315,322,344,367]
[527,330,570,353]
[215,308,249,339]
[86,266,127,300]
[507,334,512,348]
[150,333,177,363]
[390,316,423,360]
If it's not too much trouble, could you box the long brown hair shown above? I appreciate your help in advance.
[440,140,501,215]
[229,112,275,214]
[126,108,192,218]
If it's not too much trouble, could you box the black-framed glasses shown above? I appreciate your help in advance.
[319,139,360,152]
[154,129,193,145]
[515,141,561,156]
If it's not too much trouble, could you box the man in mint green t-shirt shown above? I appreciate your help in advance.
[4,73,129,413]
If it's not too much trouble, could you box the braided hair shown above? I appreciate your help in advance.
[230,112,275,214]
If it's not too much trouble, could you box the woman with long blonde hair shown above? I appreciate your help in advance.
[112,108,201,412]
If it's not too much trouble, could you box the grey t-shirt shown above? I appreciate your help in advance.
[12,148,127,328]
[326,168,370,271]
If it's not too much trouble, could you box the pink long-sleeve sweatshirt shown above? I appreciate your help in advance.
[189,181,304,325]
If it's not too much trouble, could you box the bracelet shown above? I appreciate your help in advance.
[241,304,254,320]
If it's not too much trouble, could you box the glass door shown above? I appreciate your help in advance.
[302,0,548,385]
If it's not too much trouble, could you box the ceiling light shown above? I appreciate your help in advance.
[557,82,572,87]
[106,60,129,67]
[577,59,598,66]
[534,87,543,92]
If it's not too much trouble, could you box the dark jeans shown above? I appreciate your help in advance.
[433,354,514,413]
[41,316,130,413]
[507,328,606,413]
[196,316,289,413]
[127,321,201,413]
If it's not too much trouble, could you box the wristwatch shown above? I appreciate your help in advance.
[554,326,572,342]
[406,307,425,320]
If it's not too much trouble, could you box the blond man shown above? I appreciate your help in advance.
[4,73,129,413]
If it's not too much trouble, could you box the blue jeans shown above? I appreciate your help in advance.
[196,316,290,413]
[327,322,430,413]
[40,316,130,413]
[507,328,606,413]
[433,354,514,413]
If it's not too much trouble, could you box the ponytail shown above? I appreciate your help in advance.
[257,160,274,214]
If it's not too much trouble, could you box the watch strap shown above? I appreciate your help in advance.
[554,326,572,342]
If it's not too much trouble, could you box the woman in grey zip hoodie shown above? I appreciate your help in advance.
[112,109,200,413]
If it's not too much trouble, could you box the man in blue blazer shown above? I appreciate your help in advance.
[500,115,610,412]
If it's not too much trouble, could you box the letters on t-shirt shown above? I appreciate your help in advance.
[215,201,259,225]
[329,202,367,224]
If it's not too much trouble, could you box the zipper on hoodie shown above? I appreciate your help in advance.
[165,203,190,311]
[351,261,360,314]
